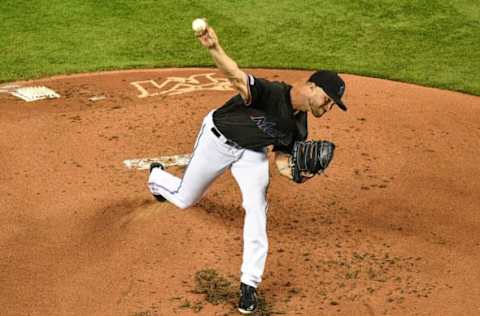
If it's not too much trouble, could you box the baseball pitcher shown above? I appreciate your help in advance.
[147,21,347,314]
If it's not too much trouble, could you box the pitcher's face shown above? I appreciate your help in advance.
[306,84,334,117]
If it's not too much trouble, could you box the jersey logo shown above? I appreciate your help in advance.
[250,116,287,139]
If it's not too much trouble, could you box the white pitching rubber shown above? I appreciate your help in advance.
[123,154,192,170]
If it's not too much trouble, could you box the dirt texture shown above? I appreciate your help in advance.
[1,68,479,316]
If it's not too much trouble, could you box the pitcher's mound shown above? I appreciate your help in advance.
[1,68,479,315]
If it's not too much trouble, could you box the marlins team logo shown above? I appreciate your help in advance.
[250,116,288,140]
[130,73,234,98]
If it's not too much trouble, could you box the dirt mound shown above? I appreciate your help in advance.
[1,68,479,315]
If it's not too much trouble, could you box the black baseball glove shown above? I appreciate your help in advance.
[289,140,336,183]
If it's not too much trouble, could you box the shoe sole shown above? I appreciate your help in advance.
[153,194,166,202]
[238,307,255,314]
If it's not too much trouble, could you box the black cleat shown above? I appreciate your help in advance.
[238,283,257,314]
[149,162,166,202]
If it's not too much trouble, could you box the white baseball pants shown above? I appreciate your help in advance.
[148,111,269,288]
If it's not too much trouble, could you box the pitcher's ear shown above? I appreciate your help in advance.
[308,82,317,90]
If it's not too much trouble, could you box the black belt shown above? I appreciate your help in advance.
[211,127,242,149]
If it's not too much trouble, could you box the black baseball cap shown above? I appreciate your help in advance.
[308,70,347,111]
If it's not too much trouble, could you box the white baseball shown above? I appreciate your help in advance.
[192,18,207,33]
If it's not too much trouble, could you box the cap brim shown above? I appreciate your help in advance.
[333,98,347,111]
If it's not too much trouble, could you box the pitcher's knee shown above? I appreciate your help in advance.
[176,195,200,209]
[176,201,190,210]
[242,197,267,214]
[245,238,269,257]
[260,239,269,253]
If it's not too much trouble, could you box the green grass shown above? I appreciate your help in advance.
[0,0,478,95]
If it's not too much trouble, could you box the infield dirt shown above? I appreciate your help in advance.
[1,68,479,315]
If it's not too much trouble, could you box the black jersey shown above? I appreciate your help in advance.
[213,75,307,151]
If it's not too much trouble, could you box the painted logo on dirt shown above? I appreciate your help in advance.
[130,73,234,98]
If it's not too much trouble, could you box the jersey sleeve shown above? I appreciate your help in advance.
[245,75,269,107]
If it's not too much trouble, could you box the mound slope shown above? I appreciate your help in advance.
[1,68,479,315]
